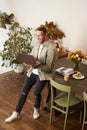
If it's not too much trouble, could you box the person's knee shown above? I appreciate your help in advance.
[22,91,27,96]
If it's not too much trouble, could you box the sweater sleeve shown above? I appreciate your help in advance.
[38,44,57,72]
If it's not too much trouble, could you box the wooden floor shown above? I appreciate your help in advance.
[0,71,86,130]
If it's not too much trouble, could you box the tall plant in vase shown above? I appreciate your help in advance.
[0,12,33,73]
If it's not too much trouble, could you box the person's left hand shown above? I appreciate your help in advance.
[23,62,32,69]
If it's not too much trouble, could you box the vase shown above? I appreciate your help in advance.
[74,62,80,71]
[12,63,24,73]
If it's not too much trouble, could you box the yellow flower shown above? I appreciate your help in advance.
[78,57,81,61]
[68,50,86,63]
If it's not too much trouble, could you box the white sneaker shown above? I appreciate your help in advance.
[33,107,40,119]
[5,111,20,123]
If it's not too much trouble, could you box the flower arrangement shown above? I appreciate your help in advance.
[68,50,85,63]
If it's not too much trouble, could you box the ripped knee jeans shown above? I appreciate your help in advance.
[15,73,48,113]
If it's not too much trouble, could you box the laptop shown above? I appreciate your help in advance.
[18,53,41,67]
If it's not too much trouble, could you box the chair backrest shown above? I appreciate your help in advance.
[50,78,71,107]
[83,92,87,114]
[50,78,71,93]
[82,92,87,129]
[83,92,87,102]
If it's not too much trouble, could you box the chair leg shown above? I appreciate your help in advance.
[63,113,68,130]
[50,107,53,124]
[82,115,85,130]
[79,103,84,123]
[82,123,84,130]
[82,106,86,130]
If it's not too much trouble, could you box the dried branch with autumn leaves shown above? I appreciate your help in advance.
[40,21,65,40]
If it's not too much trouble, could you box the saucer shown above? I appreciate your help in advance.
[72,74,85,79]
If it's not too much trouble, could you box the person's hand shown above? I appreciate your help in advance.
[23,62,32,69]
[34,57,38,62]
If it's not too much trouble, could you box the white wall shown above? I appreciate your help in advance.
[0,0,10,50]
[0,0,12,72]
[0,0,87,53]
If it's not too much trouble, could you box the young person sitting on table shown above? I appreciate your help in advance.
[5,26,57,123]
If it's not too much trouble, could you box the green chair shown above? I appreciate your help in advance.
[50,78,83,130]
[82,92,87,130]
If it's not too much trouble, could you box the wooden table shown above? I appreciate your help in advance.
[53,57,87,100]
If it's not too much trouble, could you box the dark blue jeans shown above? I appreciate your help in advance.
[16,73,48,113]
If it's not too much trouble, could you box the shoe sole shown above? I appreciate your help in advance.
[33,115,40,119]
[5,115,22,123]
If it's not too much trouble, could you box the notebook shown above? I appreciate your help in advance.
[18,53,41,67]
[56,67,74,76]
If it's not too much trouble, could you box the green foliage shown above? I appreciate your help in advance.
[0,12,33,66]
[0,11,14,28]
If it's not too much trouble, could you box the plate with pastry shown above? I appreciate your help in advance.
[72,72,85,79]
